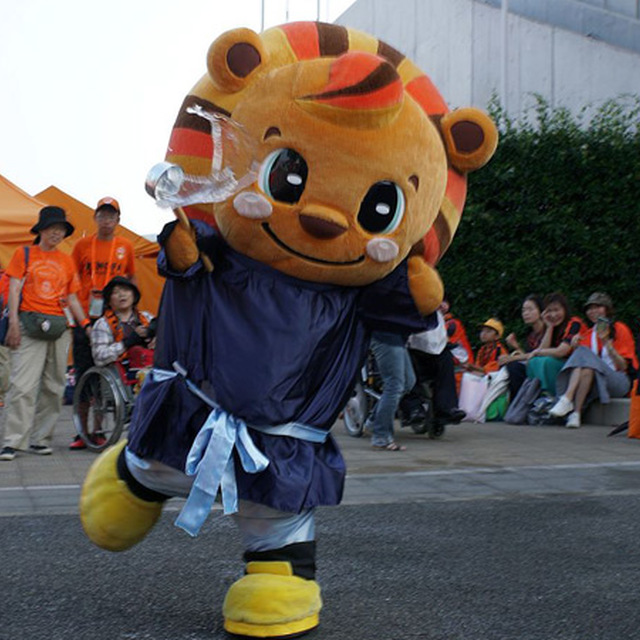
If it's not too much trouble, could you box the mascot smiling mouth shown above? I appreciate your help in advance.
[261,223,365,265]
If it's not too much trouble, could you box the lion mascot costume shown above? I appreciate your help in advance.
[80,21,497,638]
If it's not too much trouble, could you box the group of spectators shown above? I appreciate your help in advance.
[449,291,638,429]
[0,199,154,461]
[3,204,637,459]
[363,289,638,451]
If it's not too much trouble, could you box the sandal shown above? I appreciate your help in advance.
[372,442,406,452]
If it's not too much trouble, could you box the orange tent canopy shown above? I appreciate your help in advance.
[0,174,164,315]
[0,174,44,264]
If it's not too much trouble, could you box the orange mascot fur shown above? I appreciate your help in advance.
[80,22,497,638]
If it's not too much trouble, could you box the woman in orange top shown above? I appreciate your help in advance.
[525,292,586,396]
[549,292,638,428]
[0,207,89,462]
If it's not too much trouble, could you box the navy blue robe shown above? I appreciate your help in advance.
[127,221,435,513]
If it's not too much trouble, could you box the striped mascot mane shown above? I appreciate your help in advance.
[166,21,496,267]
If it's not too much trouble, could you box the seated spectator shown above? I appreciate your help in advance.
[91,276,155,371]
[549,292,638,428]
[498,294,545,397]
[458,318,508,422]
[525,292,586,396]
[406,310,466,425]
[466,318,507,375]
[440,293,473,394]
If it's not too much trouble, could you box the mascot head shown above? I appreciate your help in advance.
[160,22,497,286]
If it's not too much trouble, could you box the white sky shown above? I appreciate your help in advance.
[0,0,355,237]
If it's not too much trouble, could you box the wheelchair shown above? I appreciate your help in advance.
[343,349,445,440]
[72,361,141,452]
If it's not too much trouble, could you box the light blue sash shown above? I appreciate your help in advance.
[151,365,328,536]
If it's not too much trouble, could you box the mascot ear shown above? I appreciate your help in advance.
[439,107,498,173]
[207,28,267,93]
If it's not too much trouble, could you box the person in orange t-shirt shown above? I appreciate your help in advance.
[69,196,136,450]
[549,292,638,429]
[0,207,90,462]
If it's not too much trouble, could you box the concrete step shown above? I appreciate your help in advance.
[583,398,630,426]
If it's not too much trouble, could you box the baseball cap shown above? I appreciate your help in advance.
[481,317,504,338]
[95,196,120,214]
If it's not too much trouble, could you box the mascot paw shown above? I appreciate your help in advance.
[223,561,322,638]
[165,222,200,272]
[407,256,444,315]
[80,440,164,551]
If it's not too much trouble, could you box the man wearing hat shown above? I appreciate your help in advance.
[0,207,90,461]
[69,197,137,449]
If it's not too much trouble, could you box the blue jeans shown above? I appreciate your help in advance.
[368,332,416,447]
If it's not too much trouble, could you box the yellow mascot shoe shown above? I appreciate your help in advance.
[80,440,165,552]
[223,561,322,638]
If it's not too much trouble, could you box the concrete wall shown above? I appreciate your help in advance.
[336,0,640,120]
[478,0,640,54]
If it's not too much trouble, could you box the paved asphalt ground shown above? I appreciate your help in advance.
[2,406,640,640]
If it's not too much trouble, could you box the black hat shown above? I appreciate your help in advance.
[103,276,141,306]
[30,206,75,237]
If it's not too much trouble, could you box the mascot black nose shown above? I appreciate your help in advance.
[299,214,347,239]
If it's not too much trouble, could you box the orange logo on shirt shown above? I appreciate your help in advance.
[29,260,67,300]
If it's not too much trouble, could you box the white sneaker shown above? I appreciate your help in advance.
[565,411,581,428]
[549,395,574,417]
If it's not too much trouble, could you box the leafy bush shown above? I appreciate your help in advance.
[439,94,640,347]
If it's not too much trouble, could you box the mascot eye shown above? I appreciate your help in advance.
[357,181,405,234]
[259,148,308,204]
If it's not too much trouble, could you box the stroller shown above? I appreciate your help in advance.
[343,348,446,440]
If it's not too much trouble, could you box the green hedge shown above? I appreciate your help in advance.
[438,95,640,348]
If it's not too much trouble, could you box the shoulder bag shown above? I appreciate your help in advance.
[19,246,68,341]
